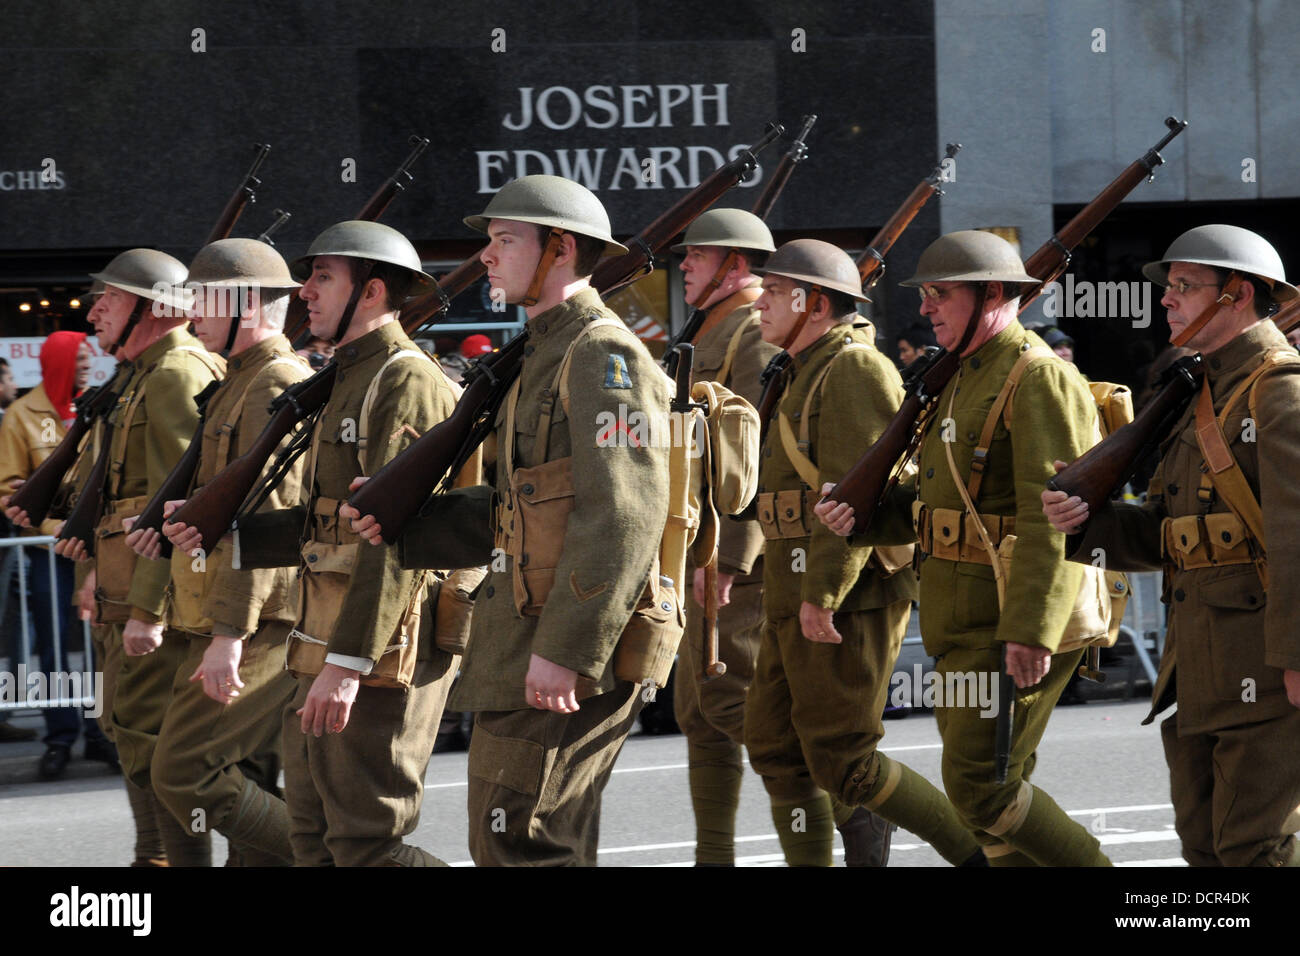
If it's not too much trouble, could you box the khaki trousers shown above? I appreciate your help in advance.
[744,602,909,805]
[674,577,763,752]
[151,622,297,835]
[282,651,456,866]
[108,623,190,788]
[467,683,643,866]
[1162,707,1300,866]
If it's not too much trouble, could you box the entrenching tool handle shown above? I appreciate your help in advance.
[702,559,726,681]
[995,644,1015,785]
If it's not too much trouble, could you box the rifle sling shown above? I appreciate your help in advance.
[1171,273,1245,348]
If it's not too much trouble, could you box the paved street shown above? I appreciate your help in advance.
[0,698,1179,867]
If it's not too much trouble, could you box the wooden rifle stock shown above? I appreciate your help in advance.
[1272,298,1300,336]
[1021,117,1186,308]
[397,256,489,334]
[750,144,960,457]
[1046,354,1203,512]
[56,417,116,558]
[663,120,811,377]
[166,365,337,555]
[286,135,431,341]
[129,380,223,559]
[823,117,1188,534]
[347,333,531,544]
[345,130,784,542]
[204,143,271,246]
[592,122,783,300]
[8,384,115,526]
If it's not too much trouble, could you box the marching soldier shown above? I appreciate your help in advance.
[343,175,672,866]
[817,231,1111,865]
[669,208,779,865]
[56,249,225,865]
[123,238,310,865]
[744,239,981,867]
[187,221,460,866]
[1044,225,1300,866]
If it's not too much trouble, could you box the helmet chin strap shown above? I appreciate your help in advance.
[779,285,823,352]
[223,289,244,356]
[953,283,990,357]
[690,249,740,310]
[330,262,375,345]
[522,228,567,308]
[108,298,147,358]
[1170,272,1244,348]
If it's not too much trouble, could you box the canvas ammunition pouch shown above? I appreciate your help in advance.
[1161,512,1256,572]
[494,317,689,690]
[286,349,441,688]
[772,342,914,577]
[913,501,1016,565]
[943,347,1128,651]
[92,494,150,624]
[286,496,429,689]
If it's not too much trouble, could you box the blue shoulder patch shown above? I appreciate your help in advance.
[604,354,633,389]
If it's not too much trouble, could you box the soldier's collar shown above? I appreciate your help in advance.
[227,333,290,372]
[525,286,604,339]
[792,323,858,371]
[135,326,193,368]
[1203,320,1289,380]
[964,321,1023,370]
[334,320,405,368]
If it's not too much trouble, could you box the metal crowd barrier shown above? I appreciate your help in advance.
[0,535,97,712]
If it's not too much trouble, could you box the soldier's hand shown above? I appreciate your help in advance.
[814,482,856,537]
[161,499,203,554]
[2,486,33,529]
[1285,669,1300,709]
[1041,461,1089,533]
[123,617,165,656]
[76,570,97,622]
[191,634,245,705]
[1004,641,1051,689]
[341,476,384,545]
[54,535,89,561]
[800,602,842,644]
[299,663,361,736]
[692,567,736,608]
[123,516,165,560]
[525,654,580,713]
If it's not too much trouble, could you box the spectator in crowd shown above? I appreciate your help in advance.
[896,323,937,367]
[0,357,37,743]
[0,335,118,773]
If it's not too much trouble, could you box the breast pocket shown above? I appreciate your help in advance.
[1198,566,1273,701]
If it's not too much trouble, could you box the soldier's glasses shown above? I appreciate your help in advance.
[916,284,958,303]
[1164,279,1222,295]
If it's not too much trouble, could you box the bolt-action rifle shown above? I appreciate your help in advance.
[824,117,1189,536]
[285,135,430,341]
[10,144,275,533]
[750,142,962,454]
[662,116,816,378]
[345,123,785,545]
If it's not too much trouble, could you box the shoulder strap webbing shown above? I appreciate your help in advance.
[716,318,750,389]
[549,316,633,457]
[357,349,429,471]
[966,346,1053,501]
[774,342,871,489]
[214,355,305,468]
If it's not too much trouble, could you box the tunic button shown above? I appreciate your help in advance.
[966,431,976,441]
[764,447,771,457]
[1174,588,1185,601]
[485,585,495,598]
[536,320,548,334]
[307,553,317,564]
[1221,531,1232,543]
[1247,595,1257,606]
[524,345,535,357]
[1167,483,1178,496]
[521,484,534,496]
[785,508,795,518]
[925,468,934,479]
[971,358,981,369]
[1180,534,1188,545]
